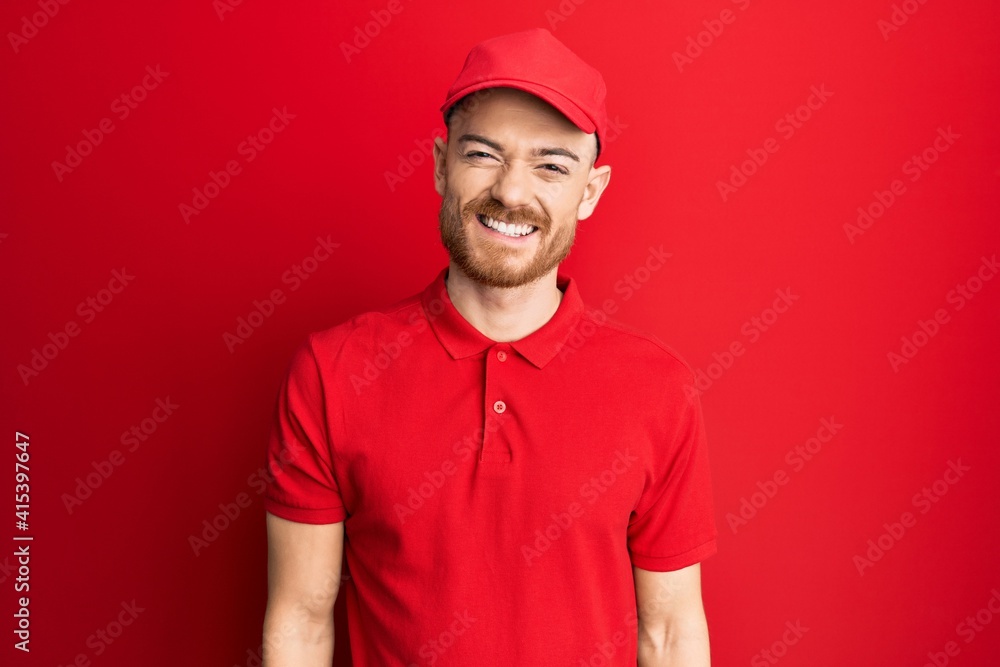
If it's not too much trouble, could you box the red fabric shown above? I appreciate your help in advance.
[439,28,609,159]
[265,265,717,665]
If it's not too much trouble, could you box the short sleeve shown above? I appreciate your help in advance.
[627,382,717,571]
[264,334,347,524]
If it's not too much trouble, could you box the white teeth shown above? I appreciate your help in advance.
[481,215,536,237]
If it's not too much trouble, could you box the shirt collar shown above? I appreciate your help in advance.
[420,266,585,369]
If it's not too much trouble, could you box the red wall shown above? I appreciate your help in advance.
[3,1,998,665]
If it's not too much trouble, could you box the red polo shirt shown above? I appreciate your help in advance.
[265,266,717,666]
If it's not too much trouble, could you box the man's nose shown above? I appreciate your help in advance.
[489,164,534,211]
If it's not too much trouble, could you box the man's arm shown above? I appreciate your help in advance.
[633,562,710,667]
[262,512,344,667]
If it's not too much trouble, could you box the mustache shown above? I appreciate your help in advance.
[461,197,549,228]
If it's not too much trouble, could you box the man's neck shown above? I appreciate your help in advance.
[445,262,563,343]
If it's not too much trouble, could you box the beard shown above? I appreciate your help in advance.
[438,191,577,289]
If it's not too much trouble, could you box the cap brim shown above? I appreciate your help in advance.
[440,80,597,136]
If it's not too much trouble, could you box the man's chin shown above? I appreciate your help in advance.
[466,273,535,289]
[455,256,559,289]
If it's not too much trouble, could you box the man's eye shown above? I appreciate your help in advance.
[542,164,568,175]
[466,151,492,159]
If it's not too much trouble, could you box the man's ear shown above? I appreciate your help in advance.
[577,164,611,221]
[433,136,448,197]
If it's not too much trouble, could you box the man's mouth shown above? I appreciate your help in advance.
[476,214,538,238]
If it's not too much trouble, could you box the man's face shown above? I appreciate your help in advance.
[433,87,611,289]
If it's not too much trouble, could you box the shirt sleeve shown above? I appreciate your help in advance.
[264,333,348,524]
[627,379,717,571]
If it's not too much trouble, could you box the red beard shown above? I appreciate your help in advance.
[438,192,576,288]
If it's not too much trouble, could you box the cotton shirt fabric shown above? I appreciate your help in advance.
[265,265,718,666]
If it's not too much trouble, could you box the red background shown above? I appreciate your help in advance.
[3,0,999,665]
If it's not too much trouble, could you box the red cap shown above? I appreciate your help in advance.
[440,28,608,161]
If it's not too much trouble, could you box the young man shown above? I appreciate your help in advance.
[262,28,717,666]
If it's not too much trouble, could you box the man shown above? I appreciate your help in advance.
[262,28,717,666]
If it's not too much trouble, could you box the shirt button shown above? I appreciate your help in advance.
[497,350,507,362]
[493,400,506,414]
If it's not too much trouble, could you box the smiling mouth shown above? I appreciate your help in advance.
[476,214,538,238]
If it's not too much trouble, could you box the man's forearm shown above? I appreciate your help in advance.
[262,611,334,667]
[636,617,710,667]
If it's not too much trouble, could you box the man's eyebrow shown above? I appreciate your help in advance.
[458,133,580,163]
[458,134,504,153]
[533,146,580,163]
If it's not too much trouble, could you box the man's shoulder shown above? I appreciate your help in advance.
[304,284,426,357]
[579,307,696,382]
